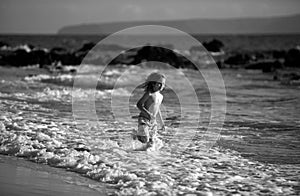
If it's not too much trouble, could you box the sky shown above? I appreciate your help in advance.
[0,0,300,34]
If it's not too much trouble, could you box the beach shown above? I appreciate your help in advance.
[0,61,299,195]
[0,155,106,196]
[1,0,300,194]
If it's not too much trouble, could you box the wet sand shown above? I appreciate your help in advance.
[0,155,105,196]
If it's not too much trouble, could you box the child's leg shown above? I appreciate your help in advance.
[150,124,158,138]
[137,118,150,143]
[148,124,158,146]
[137,135,148,143]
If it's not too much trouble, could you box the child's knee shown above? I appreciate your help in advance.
[137,135,149,143]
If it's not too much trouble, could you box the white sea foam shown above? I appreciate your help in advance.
[0,67,299,195]
[0,104,297,196]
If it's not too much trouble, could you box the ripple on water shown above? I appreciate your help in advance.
[0,67,300,195]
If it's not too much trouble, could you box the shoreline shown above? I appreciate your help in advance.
[1,146,299,195]
[0,155,106,196]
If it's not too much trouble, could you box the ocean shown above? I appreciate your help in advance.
[0,34,299,195]
[1,34,300,52]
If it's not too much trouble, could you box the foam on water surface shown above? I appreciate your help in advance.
[0,66,300,195]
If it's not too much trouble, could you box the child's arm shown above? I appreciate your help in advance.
[157,108,165,131]
[136,92,155,120]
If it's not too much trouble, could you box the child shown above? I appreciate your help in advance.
[135,72,166,147]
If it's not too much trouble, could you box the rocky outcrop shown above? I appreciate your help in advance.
[245,60,283,72]
[0,39,299,73]
[224,53,251,66]
[0,41,9,48]
[273,70,300,85]
[223,47,300,71]
[284,47,300,68]
[49,47,81,66]
[109,46,195,69]
[0,48,50,67]
[203,39,224,52]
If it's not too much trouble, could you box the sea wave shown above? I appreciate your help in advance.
[23,65,142,89]
[0,86,131,103]
[1,115,297,195]
[0,91,299,195]
[1,66,300,195]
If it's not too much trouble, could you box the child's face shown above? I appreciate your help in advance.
[154,81,165,92]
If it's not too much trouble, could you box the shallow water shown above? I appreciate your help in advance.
[1,34,300,52]
[0,65,299,195]
[0,155,105,196]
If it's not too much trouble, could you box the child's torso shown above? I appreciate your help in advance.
[139,92,163,119]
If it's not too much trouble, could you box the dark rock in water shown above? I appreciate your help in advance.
[50,47,80,65]
[272,50,287,59]
[0,49,12,66]
[74,147,91,152]
[31,49,51,67]
[71,142,91,152]
[224,53,251,65]
[131,46,158,64]
[77,42,96,52]
[0,47,51,67]
[115,46,195,69]
[3,49,32,67]
[273,75,279,81]
[74,42,97,62]
[110,52,134,65]
[275,71,300,85]
[0,41,9,48]
[283,73,300,80]
[216,61,224,69]
[69,69,77,73]
[284,47,300,67]
[250,52,267,62]
[245,60,283,72]
[203,39,224,52]
[0,43,97,66]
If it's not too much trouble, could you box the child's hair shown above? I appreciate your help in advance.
[139,72,165,93]
[144,81,162,93]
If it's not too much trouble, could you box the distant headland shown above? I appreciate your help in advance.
[58,14,300,35]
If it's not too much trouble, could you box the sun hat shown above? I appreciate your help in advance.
[146,72,165,83]
[138,72,166,88]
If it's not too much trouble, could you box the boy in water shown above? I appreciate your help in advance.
[135,72,166,147]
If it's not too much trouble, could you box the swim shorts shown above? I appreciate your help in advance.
[136,116,157,143]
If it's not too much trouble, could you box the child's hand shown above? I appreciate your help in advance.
[132,134,137,140]
[149,113,156,120]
